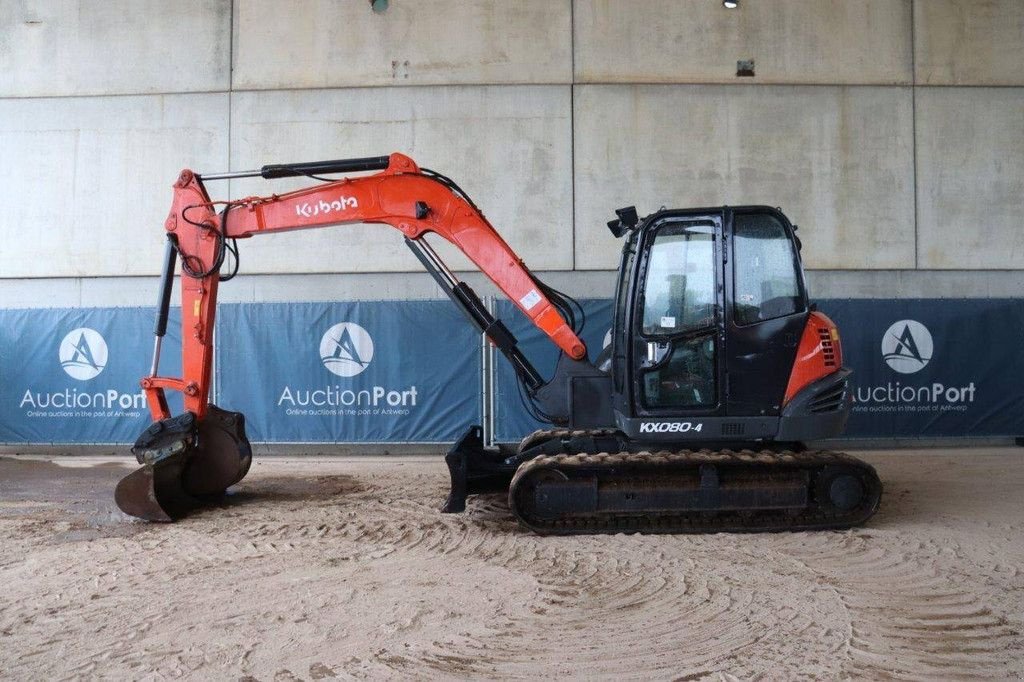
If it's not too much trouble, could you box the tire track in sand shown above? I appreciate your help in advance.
[222,481,853,679]
[770,531,1024,680]
[1,458,1022,680]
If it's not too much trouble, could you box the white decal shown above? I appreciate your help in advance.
[278,385,417,408]
[639,422,703,434]
[519,289,542,311]
[295,196,359,219]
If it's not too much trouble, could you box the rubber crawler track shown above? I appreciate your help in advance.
[517,428,619,454]
[509,447,882,535]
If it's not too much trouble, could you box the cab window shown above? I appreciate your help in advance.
[642,336,716,409]
[640,223,715,336]
[733,213,803,325]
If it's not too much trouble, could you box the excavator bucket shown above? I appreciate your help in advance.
[115,405,252,521]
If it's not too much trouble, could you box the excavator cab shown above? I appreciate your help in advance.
[600,206,848,445]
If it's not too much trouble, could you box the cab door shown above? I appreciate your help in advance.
[631,215,726,418]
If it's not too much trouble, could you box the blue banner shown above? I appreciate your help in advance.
[2,298,1021,445]
[0,307,181,443]
[215,301,480,442]
[819,299,1024,438]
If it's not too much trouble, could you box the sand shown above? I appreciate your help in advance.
[0,449,1021,680]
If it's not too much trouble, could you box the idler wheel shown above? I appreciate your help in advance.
[828,474,865,511]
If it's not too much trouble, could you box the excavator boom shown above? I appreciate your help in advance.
[144,152,583,422]
[117,153,587,521]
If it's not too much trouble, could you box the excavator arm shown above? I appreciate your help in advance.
[143,152,585,423]
[117,152,592,522]
[116,153,882,533]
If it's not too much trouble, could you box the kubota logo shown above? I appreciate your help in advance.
[295,196,358,219]
[59,328,108,381]
[881,320,933,374]
[319,322,374,377]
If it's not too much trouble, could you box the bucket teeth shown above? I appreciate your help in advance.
[115,405,252,522]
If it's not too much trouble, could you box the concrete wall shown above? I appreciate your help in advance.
[914,0,1024,86]
[0,94,230,277]
[574,84,915,270]
[574,0,913,85]
[915,87,1024,268]
[233,0,572,88]
[0,1,230,96]
[1,0,1022,306]
[228,86,572,273]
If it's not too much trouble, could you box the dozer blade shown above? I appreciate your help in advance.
[115,405,252,522]
[441,425,518,513]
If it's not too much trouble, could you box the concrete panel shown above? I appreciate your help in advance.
[233,0,571,89]
[574,0,912,85]
[916,88,1024,269]
[0,94,230,278]
[574,84,915,270]
[0,1,230,97]
[915,0,1024,86]
[228,86,573,273]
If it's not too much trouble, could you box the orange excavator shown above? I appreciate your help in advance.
[115,153,881,533]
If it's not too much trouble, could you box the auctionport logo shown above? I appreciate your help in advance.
[854,317,975,413]
[59,328,108,380]
[278,320,417,416]
[20,326,144,415]
[319,322,374,377]
[881,320,932,374]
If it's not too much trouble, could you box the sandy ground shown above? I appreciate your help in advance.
[0,449,1022,681]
